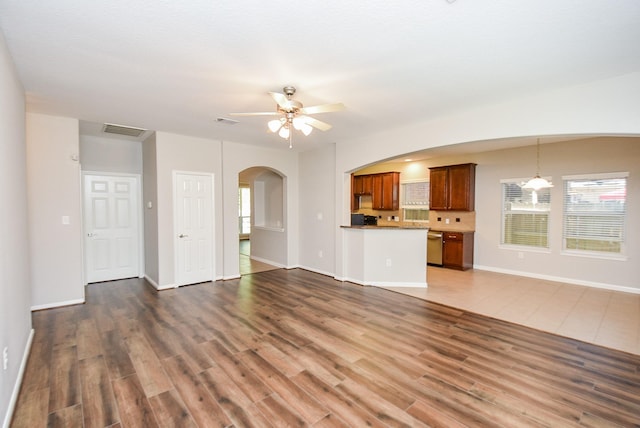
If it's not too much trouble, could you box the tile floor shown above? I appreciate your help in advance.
[385,266,640,356]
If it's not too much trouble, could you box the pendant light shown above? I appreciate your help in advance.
[523,138,553,190]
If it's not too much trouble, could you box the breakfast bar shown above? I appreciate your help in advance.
[341,225,428,288]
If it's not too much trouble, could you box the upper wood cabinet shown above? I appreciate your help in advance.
[429,163,476,211]
[352,174,373,195]
[352,172,400,211]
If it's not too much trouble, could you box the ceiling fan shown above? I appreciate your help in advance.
[230,86,345,148]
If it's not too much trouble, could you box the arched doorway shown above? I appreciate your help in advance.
[238,167,286,275]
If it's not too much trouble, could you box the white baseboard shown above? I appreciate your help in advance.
[250,255,286,268]
[473,264,640,295]
[296,265,336,278]
[30,298,85,311]
[222,274,241,280]
[335,276,427,288]
[3,329,34,428]
[143,275,176,290]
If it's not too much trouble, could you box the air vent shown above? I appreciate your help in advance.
[102,123,147,137]
[216,117,239,125]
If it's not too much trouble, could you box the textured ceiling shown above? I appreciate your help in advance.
[1,0,639,152]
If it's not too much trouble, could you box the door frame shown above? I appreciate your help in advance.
[172,170,215,287]
[81,171,145,284]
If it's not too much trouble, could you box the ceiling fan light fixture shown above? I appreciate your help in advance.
[300,123,313,136]
[278,125,290,139]
[267,119,282,133]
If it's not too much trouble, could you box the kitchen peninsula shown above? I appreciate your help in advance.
[341,225,428,288]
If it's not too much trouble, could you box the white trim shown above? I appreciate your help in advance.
[223,274,241,280]
[31,298,85,311]
[474,264,640,295]
[337,276,427,288]
[143,275,160,289]
[560,249,628,261]
[296,265,335,278]
[144,276,176,291]
[498,244,551,254]
[250,255,286,268]
[253,225,285,233]
[2,329,34,428]
[562,171,629,180]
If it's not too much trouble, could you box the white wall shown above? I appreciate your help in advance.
[473,138,639,290]
[26,113,84,309]
[333,73,640,284]
[0,30,32,428]
[298,144,336,276]
[221,141,299,278]
[142,132,159,286]
[80,134,142,174]
[251,170,287,267]
[154,132,223,287]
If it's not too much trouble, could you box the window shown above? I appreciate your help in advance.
[238,186,251,235]
[501,179,551,248]
[563,173,627,256]
[401,181,429,222]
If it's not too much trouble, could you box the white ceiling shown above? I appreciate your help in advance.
[1,0,639,152]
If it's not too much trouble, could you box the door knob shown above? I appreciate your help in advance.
[87,232,96,237]
[178,234,188,238]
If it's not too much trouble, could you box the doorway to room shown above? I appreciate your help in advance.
[238,167,285,275]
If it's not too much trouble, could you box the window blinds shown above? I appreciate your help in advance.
[563,174,627,254]
[502,181,551,248]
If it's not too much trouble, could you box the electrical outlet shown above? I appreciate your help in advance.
[518,252,524,259]
[318,250,323,258]
[386,258,392,267]
[445,218,450,224]
[3,346,8,370]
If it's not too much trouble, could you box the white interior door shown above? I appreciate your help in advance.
[83,174,141,283]
[174,172,213,286]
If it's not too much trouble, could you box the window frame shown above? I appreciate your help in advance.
[561,172,628,260]
[500,177,552,252]
[401,179,430,223]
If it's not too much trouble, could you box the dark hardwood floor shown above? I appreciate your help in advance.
[11,268,640,427]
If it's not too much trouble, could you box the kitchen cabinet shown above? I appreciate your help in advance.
[352,172,400,211]
[442,231,474,270]
[429,163,476,211]
[352,174,373,195]
[372,172,400,210]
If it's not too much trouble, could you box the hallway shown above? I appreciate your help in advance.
[239,239,279,275]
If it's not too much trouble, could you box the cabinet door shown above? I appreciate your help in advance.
[443,233,464,269]
[448,164,475,211]
[429,168,448,210]
[381,172,399,210]
[372,174,383,209]
[362,175,373,194]
[352,175,364,194]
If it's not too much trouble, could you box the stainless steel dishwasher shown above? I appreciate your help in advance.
[427,230,443,266]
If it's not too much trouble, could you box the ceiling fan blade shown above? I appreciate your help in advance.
[300,116,333,131]
[269,92,292,110]
[229,112,279,116]
[300,102,345,115]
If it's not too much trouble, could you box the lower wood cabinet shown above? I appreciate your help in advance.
[442,231,474,270]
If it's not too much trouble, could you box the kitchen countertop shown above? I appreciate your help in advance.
[341,225,430,230]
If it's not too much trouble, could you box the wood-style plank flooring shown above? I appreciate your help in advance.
[11,269,640,427]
